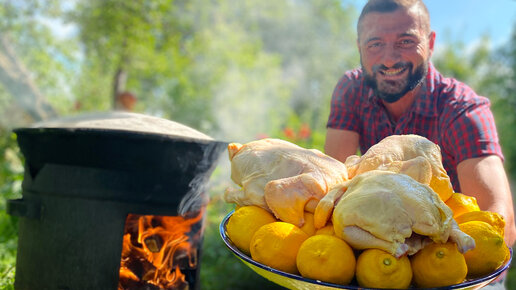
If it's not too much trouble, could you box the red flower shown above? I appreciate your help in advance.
[283,127,296,139]
[298,124,311,139]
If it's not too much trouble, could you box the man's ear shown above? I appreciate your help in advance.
[428,31,436,57]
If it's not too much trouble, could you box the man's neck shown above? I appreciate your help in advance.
[382,85,421,123]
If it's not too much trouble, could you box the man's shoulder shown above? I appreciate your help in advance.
[335,68,367,93]
[339,67,364,83]
[331,68,371,107]
[429,65,486,104]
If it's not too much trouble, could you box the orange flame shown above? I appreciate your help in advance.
[118,210,204,290]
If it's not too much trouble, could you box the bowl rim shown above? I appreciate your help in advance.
[219,210,513,290]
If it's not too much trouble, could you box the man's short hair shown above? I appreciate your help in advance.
[357,0,431,38]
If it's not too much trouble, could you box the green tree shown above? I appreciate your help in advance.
[226,0,359,148]
[67,0,358,144]
[0,1,75,286]
[0,0,76,125]
[483,24,516,180]
[68,0,292,138]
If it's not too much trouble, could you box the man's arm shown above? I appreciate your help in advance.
[324,128,360,163]
[457,155,516,246]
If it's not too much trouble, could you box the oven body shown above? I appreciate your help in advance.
[8,115,226,290]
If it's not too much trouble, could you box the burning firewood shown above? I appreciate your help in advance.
[118,212,203,290]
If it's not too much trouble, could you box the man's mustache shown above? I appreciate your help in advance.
[372,62,411,73]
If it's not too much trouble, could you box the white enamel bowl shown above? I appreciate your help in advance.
[220,211,513,290]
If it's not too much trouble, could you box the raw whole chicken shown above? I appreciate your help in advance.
[322,170,475,257]
[224,138,348,226]
[345,134,454,201]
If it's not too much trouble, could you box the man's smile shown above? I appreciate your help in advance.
[380,67,407,76]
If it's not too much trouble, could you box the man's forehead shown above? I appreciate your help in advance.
[358,8,425,40]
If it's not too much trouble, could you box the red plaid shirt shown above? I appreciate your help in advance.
[327,62,503,192]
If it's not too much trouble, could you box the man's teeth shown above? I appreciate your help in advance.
[382,68,404,75]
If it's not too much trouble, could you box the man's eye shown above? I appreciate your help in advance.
[367,42,383,52]
[398,39,416,48]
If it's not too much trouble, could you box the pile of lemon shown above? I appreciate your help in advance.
[226,193,510,289]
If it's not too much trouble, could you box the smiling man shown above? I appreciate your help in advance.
[324,0,515,280]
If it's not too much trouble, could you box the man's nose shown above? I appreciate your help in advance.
[381,45,401,67]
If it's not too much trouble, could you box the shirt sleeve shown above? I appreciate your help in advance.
[326,71,361,132]
[441,91,503,164]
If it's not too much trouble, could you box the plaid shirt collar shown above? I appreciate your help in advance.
[366,62,439,118]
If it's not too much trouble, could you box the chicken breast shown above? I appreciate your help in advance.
[330,170,475,257]
[345,134,454,201]
[224,138,348,226]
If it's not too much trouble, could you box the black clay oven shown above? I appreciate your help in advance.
[7,112,227,290]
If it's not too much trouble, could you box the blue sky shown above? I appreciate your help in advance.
[353,0,516,48]
[425,0,516,48]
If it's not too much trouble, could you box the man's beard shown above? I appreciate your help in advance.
[362,61,427,103]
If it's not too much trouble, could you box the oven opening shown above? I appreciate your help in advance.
[118,211,204,290]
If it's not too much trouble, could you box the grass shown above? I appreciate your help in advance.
[0,201,17,290]
[508,267,516,290]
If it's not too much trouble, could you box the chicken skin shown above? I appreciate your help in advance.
[345,134,454,201]
[225,136,474,258]
[224,138,348,227]
[325,170,475,257]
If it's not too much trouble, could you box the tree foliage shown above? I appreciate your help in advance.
[487,26,516,179]
[66,0,358,143]
[0,0,77,124]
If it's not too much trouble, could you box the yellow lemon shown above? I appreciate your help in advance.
[356,249,412,289]
[445,192,480,218]
[315,223,335,236]
[299,212,316,236]
[296,235,356,285]
[250,222,309,274]
[226,206,276,255]
[430,175,454,202]
[410,242,467,288]
[455,210,505,237]
[459,221,508,277]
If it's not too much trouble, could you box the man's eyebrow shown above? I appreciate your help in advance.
[363,32,418,43]
[398,32,418,38]
[365,37,382,43]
